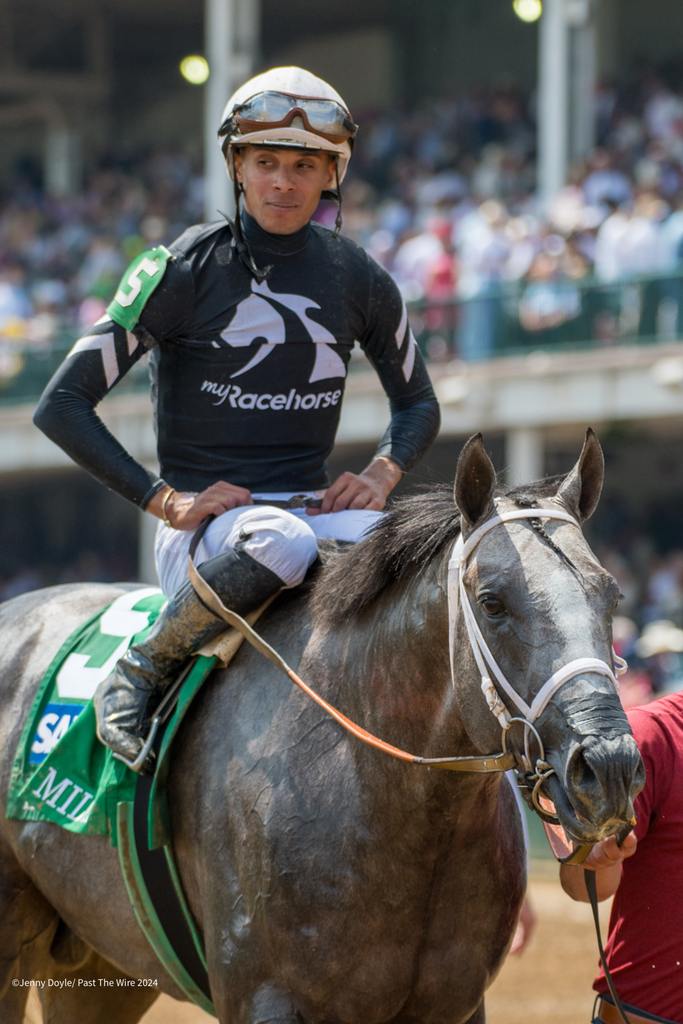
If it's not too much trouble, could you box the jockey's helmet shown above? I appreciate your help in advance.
[217,66,357,184]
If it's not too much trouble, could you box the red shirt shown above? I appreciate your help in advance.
[594,692,683,1020]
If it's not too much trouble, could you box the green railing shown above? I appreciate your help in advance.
[2,272,683,405]
[409,270,683,362]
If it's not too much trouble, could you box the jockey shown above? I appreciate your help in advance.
[33,66,440,772]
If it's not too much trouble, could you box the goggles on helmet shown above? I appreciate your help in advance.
[219,90,358,146]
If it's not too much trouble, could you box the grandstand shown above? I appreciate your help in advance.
[1,1,683,689]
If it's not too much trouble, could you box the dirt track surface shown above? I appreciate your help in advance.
[487,871,606,1023]
[24,869,606,1023]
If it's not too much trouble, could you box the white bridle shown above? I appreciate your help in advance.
[447,504,626,771]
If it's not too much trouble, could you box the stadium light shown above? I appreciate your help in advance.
[513,0,543,22]
[180,55,210,85]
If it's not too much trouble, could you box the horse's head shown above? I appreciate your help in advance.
[450,430,644,844]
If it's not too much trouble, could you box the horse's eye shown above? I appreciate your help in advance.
[479,595,506,618]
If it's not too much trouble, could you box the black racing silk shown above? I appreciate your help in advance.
[34,214,440,506]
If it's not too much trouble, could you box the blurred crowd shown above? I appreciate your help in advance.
[1,62,683,709]
[344,63,683,359]
[596,545,683,706]
[0,150,205,360]
[4,63,683,364]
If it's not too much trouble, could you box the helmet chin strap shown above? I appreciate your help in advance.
[334,162,343,234]
[225,155,272,282]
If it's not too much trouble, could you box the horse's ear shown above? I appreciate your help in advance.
[454,433,497,530]
[556,428,604,521]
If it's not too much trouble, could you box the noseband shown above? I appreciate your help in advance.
[448,504,626,818]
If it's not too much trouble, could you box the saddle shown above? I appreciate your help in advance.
[6,586,275,843]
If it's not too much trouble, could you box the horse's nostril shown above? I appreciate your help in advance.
[563,735,644,824]
[567,747,598,793]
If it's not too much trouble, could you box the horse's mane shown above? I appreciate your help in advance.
[311,475,566,621]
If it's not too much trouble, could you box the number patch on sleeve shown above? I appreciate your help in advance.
[107,245,172,330]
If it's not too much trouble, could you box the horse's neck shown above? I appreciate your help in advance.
[311,566,471,763]
[305,583,504,855]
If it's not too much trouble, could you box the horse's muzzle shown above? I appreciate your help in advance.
[550,733,645,842]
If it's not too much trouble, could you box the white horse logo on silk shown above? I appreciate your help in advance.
[219,280,347,383]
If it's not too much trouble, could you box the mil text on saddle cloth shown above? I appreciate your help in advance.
[7,589,182,845]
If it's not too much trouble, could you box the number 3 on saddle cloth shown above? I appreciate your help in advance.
[6,586,262,845]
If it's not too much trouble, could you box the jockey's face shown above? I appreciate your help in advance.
[234,146,335,235]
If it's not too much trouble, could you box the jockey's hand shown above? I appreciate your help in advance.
[307,458,403,515]
[153,482,252,531]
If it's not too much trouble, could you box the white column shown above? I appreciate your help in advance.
[205,0,235,220]
[138,513,159,586]
[570,9,596,162]
[537,0,570,209]
[236,0,260,65]
[204,0,260,221]
[506,428,544,487]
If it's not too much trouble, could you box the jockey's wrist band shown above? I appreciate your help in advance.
[140,478,167,509]
[374,455,404,476]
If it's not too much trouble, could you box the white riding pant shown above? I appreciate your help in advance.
[155,492,383,597]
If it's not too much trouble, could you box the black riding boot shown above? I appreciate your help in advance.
[94,547,283,772]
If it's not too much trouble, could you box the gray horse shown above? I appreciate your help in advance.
[0,432,643,1024]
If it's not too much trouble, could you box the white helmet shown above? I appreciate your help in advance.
[218,66,356,183]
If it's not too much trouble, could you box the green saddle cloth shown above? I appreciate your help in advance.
[6,587,213,847]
